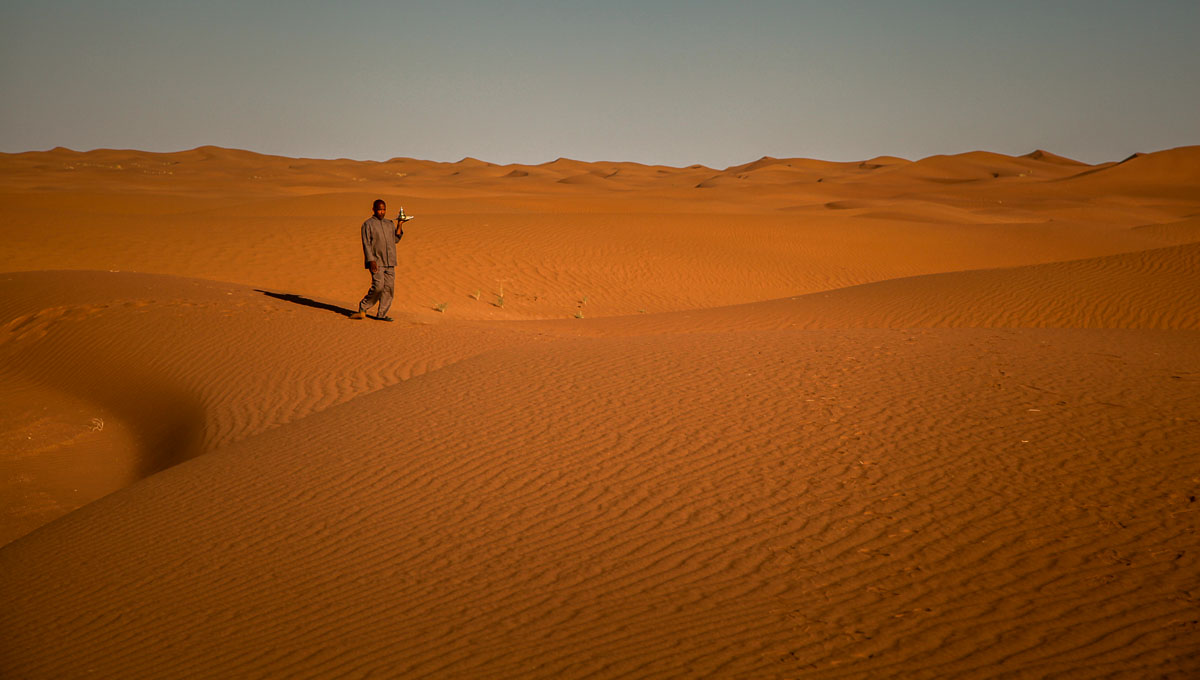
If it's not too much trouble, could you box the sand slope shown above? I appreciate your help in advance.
[575,241,1200,337]
[2,146,1199,678]
[3,323,1198,678]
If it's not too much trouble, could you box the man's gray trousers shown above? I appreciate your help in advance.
[359,265,395,316]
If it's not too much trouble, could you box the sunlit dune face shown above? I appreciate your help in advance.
[1,146,1198,679]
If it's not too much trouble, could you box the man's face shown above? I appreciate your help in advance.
[374,203,387,218]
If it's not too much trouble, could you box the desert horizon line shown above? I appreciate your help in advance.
[6,142,1197,171]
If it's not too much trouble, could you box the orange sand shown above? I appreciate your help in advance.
[1,146,1198,678]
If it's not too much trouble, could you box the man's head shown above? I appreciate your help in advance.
[372,199,386,218]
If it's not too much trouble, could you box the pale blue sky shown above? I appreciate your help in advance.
[2,0,1197,167]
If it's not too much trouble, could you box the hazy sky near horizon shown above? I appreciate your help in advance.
[2,1,1197,168]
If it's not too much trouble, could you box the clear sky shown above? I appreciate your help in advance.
[2,0,1197,168]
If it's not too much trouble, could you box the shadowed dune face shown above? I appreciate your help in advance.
[1,146,1199,678]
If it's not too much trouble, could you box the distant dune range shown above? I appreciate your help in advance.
[1,146,1198,678]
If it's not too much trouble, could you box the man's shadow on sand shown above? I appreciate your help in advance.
[256,290,356,317]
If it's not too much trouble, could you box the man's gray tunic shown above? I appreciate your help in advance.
[361,216,401,268]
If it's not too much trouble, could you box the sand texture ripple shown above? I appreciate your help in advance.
[2,146,1199,678]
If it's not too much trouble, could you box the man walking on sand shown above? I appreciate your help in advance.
[350,199,406,321]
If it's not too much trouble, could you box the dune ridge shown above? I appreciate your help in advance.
[564,241,1200,337]
[2,145,1199,678]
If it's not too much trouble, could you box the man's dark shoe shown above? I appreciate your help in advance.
[373,315,394,322]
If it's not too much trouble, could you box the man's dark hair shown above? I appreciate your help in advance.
[372,199,386,211]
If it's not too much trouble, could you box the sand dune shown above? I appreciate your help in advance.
[0,270,549,544]
[1132,214,1200,245]
[2,145,1198,678]
[3,325,1197,678]
[1058,146,1200,192]
[1021,149,1088,166]
[573,241,1200,337]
